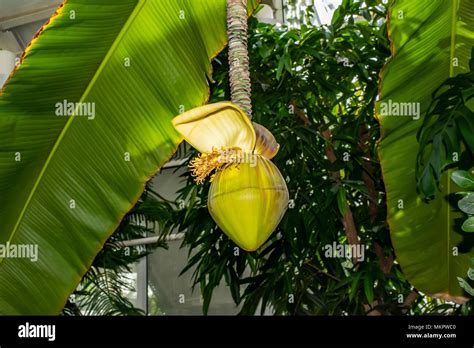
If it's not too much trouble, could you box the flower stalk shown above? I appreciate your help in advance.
[170,4,289,251]
[172,103,289,251]
[227,0,252,118]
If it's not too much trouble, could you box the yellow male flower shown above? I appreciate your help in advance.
[172,102,289,251]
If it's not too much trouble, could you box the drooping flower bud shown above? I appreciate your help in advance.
[208,155,288,251]
[172,102,289,251]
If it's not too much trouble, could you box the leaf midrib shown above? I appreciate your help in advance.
[1,0,146,261]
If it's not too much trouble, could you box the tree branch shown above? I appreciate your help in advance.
[321,128,361,261]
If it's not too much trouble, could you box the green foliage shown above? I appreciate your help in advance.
[377,0,474,300]
[451,169,474,294]
[417,44,474,296]
[452,170,474,191]
[70,0,474,316]
[0,0,242,314]
[452,170,474,234]
[416,49,474,199]
[62,187,173,315]
[458,258,474,296]
[149,0,465,315]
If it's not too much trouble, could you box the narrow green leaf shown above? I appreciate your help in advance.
[276,54,287,80]
[363,273,374,305]
[337,186,348,216]
[458,194,474,215]
[461,216,474,232]
[349,272,362,302]
[457,277,474,296]
[452,170,474,190]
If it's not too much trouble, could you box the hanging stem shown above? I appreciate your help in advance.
[227,0,252,118]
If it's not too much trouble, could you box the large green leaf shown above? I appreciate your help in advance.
[0,0,258,314]
[377,0,474,301]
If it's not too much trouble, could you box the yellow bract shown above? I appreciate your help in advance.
[172,102,255,153]
[253,122,279,159]
[208,156,288,251]
[172,102,289,251]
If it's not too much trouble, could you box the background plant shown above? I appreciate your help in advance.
[148,0,473,315]
[62,187,174,315]
[416,50,474,200]
[376,0,474,301]
[414,48,474,299]
[450,170,474,296]
[67,0,474,316]
[0,0,246,314]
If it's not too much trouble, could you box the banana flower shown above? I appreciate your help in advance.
[172,102,289,251]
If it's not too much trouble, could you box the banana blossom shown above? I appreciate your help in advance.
[172,102,289,251]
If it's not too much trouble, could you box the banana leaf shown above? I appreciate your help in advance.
[377,0,474,301]
[0,0,258,314]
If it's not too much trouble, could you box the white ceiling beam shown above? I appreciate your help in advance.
[0,5,58,30]
[0,31,21,53]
